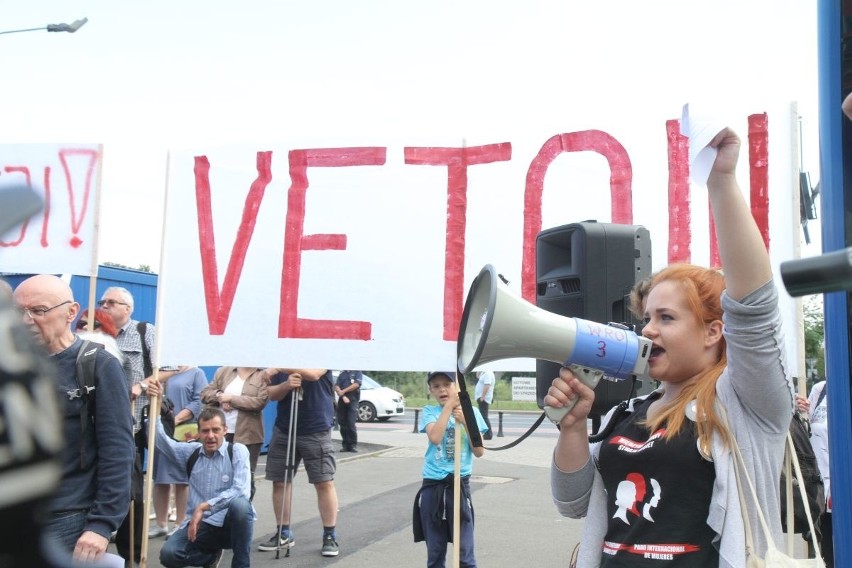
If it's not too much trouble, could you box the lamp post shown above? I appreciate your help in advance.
[0,17,88,36]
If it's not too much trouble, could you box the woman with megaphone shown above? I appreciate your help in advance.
[547,125,793,567]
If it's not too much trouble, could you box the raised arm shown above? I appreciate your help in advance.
[705,128,772,300]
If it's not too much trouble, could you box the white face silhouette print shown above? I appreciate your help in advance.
[613,473,646,524]
[642,478,662,521]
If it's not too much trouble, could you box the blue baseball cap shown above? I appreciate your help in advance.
[427,371,456,384]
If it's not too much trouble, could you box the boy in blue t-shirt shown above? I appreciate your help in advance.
[413,371,487,568]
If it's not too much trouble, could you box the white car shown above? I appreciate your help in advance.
[357,374,405,422]
[334,373,405,422]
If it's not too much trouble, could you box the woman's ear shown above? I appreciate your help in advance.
[705,320,723,347]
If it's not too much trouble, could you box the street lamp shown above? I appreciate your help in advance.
[0,17,88,36]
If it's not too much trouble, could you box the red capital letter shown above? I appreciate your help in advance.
[666,120,691,263]
[703,113,770,267]
[747,113,770,251]
[404,143,513,340]
[195,151,273,335]
[520,132,632,302]
[280,147,387,340]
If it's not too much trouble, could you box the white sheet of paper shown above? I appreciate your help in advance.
[680,103,727,186]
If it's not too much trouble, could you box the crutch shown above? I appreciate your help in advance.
[276,387,301,559]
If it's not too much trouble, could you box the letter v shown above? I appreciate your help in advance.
[194,151,273,334]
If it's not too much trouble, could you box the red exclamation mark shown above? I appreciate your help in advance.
[58,148,99,248]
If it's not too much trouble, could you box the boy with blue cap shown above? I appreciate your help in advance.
[413,371,487,568]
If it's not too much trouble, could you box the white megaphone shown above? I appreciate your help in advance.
[457,264,652,424]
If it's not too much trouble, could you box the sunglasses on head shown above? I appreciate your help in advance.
[76,320,101,330]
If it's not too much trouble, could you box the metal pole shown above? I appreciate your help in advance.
[817,0,852,561]
[276,388,300,560]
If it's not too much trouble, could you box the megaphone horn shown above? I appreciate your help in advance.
[457,264,652,423]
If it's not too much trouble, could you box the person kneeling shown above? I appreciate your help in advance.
[149,381,255,568]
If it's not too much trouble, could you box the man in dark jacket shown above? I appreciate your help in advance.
[334,370,362,452]
[13,274,133,565]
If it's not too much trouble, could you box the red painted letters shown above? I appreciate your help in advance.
[191,117,772,341]
[666,120,691,263]
[520,131,633,302]
[195,151,273,335]
[279,148,387,340]
[404,143,513,340]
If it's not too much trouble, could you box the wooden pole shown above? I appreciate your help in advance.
[139,151,172,568]
[139,370,159,568]
[452,415,462,568]
[451,376,463,568]
[453,139,467,568]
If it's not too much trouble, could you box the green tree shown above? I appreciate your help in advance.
[803,296,825,381]
[103,261,153,273]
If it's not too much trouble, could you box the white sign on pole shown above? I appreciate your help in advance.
[511,376,538,402]
[0,144,102,277]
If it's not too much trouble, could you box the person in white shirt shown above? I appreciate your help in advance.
[474,370,495,440]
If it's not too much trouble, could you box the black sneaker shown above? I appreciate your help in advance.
[258,532,295,551]
[203,549,223,568]
[321,534,339,557]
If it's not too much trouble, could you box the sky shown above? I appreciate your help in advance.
[1,0,823,271]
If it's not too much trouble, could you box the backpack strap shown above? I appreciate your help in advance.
[815,383,827,410]
[137,322,153,379]
[186,446,202,478]
[186,442,234,478]
[72,340,102,468]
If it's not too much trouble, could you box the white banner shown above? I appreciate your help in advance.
[157,104,801,370]
[0,144,102,276]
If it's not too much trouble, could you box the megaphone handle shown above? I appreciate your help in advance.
[544,365,604,425]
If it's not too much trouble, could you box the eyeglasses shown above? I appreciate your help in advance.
[20,300,72,319]
[98,299,128,308]
[76,320,102,330]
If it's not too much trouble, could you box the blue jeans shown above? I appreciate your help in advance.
[419,483,477,568]
[43,509,88,554]
[160,496,253,568]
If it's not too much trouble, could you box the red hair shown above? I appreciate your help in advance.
[643,264,731,452]
[76,308,119,338]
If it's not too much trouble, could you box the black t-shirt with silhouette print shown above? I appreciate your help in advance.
[597,394,718,567]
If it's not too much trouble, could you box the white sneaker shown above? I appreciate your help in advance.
[168,508,177,522]
[148,524,168,538]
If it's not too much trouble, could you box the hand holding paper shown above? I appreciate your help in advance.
[680,103,730,186]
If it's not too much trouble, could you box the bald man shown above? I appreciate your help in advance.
[844,91,852,121]
[13,275,133,565]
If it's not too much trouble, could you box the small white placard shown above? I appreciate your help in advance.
[511,376,537,402]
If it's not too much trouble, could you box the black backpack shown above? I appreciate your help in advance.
[780,413,825,540]
[72,340,102,468]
